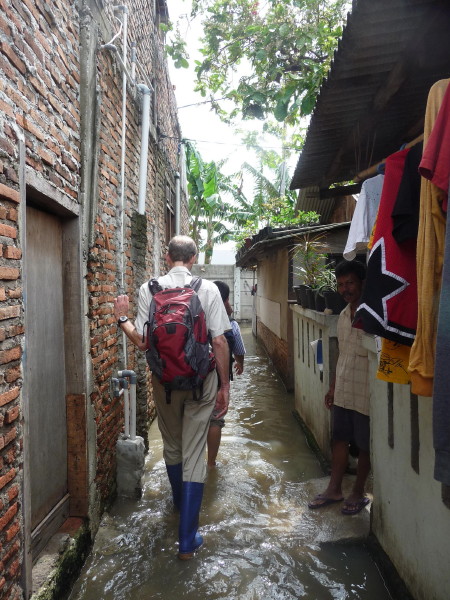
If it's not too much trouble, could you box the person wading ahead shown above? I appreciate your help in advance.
[114,235,230,559]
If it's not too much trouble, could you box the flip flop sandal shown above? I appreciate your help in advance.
[341,497,370,515]
[308,495,344,509]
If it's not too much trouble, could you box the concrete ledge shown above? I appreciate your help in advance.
[31,519,91,600]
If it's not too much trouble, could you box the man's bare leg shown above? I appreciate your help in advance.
[207,424,222,467]
[308,440,348,507]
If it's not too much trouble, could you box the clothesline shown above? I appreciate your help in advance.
[354,134,424,183]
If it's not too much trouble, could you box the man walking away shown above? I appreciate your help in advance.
[114,235,230,558]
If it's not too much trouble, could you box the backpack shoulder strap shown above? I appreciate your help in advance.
[149,278,163,295]
[188,276,202,293]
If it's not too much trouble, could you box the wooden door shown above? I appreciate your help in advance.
[25,206,68,557]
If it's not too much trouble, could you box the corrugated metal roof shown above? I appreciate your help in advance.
[235,222,350,268]
[290,0,450,191]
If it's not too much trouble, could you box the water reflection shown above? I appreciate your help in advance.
[69,329,392,600]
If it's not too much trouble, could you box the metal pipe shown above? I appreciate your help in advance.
[130,42,136,82]
[174,170,181,234]
[118,370,137,440]
[129,378,136,440]
[118,7,128,367]
[121,378,130,438]
[137,84,151,215]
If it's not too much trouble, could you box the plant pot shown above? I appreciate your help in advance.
[314,290,326,312]
[323,290,347,314]
[306,287,316,309]
[293,286,302,304]
[298,284,310,307]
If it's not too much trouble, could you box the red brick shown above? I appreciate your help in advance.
[5,406,19,424]
[0,306,20,321]
[0,347,21,365]
[7,485,19,502]
[1,539,19,567]
[0,388,19,407]
[7,558,20,578]
[0,267,19,280]
[5,367,21,383]
[0,469,16,492]
[0,98,14,119]
[7,288,22,300]
[5,519,19,542]
[7,207,17,221]
[0,224,16,239]
[4,427,17,446]
[0,41,26,75]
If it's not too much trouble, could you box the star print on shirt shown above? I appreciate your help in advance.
[354,237,414,341]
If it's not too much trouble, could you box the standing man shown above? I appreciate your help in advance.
[114,235,230,558]
[207,280,246,468]
[308,260,371,515]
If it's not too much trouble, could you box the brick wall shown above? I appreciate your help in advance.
[257,318,290,387]
[0,0,185,595]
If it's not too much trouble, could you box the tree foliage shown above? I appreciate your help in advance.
[185,140,320,256]
[167,0,348,125]
[184,141,247,263]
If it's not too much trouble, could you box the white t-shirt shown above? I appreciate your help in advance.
[134,266,231,339]
[344,174,384,260]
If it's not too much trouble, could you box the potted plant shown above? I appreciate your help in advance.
[291,234,328,309]
[316,269,347,314]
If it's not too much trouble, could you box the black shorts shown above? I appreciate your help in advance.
[332,405,370,453]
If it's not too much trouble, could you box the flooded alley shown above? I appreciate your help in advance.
[69,329,393,600]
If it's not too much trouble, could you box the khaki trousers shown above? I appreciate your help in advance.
[152,370,217,483]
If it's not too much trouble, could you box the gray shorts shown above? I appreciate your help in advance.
[332,405,370,453]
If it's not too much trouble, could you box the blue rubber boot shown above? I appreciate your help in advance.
[178,481,204,560]
[165,463,182,510]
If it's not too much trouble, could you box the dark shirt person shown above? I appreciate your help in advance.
[207,280,246,467]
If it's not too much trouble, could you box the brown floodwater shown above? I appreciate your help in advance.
[69,329,393,600]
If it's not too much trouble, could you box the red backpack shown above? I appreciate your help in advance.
[143,276,215,402]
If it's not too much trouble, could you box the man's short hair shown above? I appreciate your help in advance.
[214,280,230,302]
[168,235,197,263]
[335,259,366,281]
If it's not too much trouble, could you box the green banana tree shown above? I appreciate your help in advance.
[185,141,248,263]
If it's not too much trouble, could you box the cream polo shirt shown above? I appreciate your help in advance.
[334,303,370,416]
[134,266,231,339]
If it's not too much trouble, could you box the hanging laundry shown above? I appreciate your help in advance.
[377,339,412,385]
[409,78,450,397]
[432,185,450,486]
[419,80,450,211]
[343,174,384,260]
[353,146,420,349]
[391,142,423,243]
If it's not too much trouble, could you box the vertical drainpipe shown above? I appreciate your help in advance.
[117,5,128,367]
[175,169,181,235]
[137,84,151,215]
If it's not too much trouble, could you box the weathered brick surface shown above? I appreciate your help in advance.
[0,0,188,596]
[257,319,290,386]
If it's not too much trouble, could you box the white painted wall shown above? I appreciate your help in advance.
[192,264,255,321]
[366,339,450,600]
[259,297,281,338]
[291,305,339,458]
[292,308,450,600]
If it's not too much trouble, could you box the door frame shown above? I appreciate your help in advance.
[21,169,88,597]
